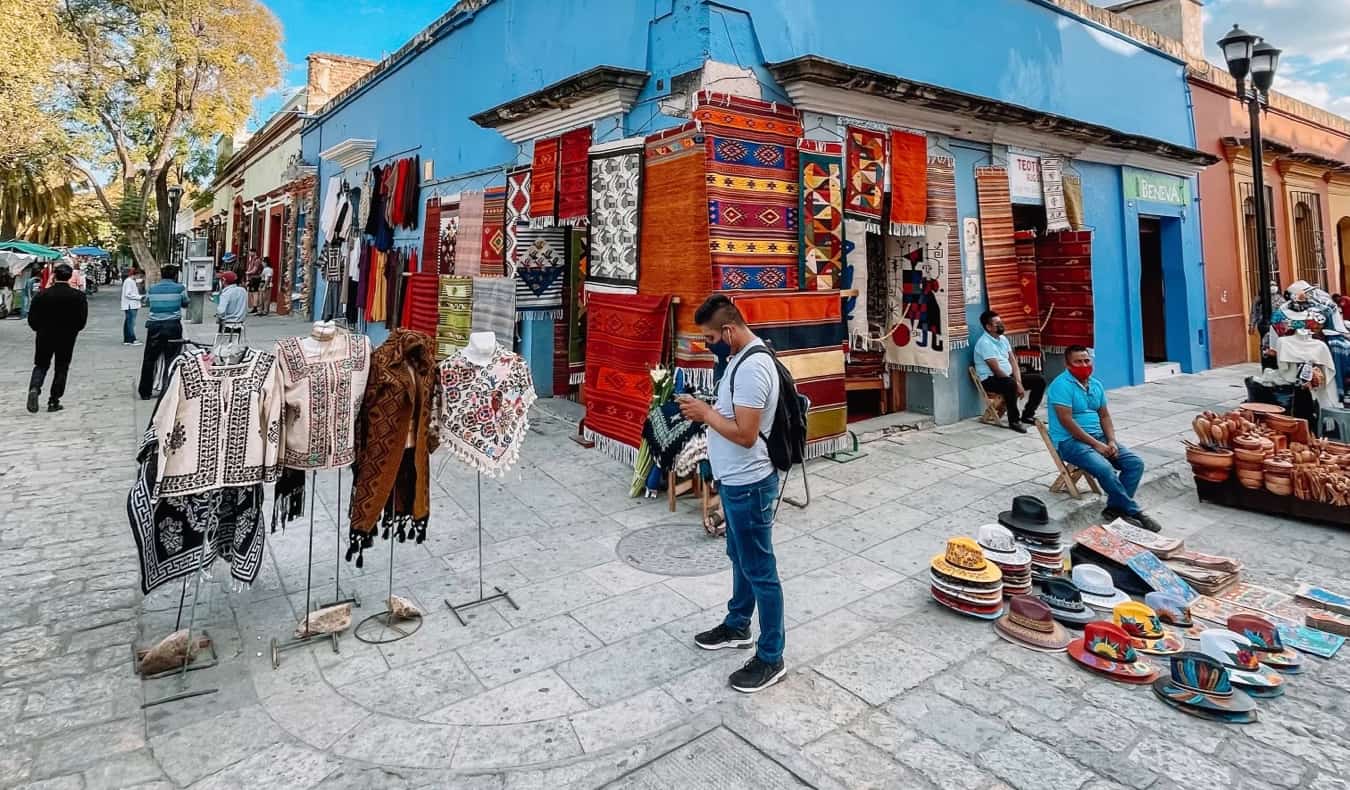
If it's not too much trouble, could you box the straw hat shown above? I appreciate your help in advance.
[1113,601,1185,655]
[1198,630,1285,697]
[994,596,1072,652]
[1067,621,1159,683]
[930,537,1002,585]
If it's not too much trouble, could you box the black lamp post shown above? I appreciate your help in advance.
[1218,23,1282,333]
[165,184,184,268]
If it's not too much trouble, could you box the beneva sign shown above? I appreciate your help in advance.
[1124,168,1189,206]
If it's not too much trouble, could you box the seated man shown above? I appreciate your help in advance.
[1048,345,1161,532]
[974,309,1045,433]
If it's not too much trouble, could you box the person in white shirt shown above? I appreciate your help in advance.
[974,309,1045,434]
[258,258,274,316]
[120,267,144,345]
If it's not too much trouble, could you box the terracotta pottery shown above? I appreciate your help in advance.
[1187,447,1234,471]
[1239,402,1286,416]
[1233,435,1265,452]
[1236,470,1264,490]
[1266,478,1293,496]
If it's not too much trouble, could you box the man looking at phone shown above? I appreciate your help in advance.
[677,294,786,693]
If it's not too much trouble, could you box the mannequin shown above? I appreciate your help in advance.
[302,320,339,355]
[436,330,535,478]
[462,331,496,367]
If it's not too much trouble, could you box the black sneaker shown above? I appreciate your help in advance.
[47,401,63,413]
[1102,507,1128,524]
[694,624,753,651]
[1129,511,1163,533]
[1008,421,1028,434]
[729,656,786,693]
[25,388,39,413]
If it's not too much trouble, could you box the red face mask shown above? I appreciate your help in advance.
[1070,364,1094,382]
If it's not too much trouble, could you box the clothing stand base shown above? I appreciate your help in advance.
[132,631,219,680]
[271,471,342,669]
[445,471,519,626]
[781,462,811,510]
[320,467,360,610]
[352,527,420,645]
[270,630,338,669]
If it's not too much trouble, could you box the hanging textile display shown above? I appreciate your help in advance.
[504,167,531,276]
[732,292,849,458]
[438,199,460,277]
[552,314,571,397]
[798,143,846,291]
[348,329,440,567]
[529,135,560,228]
[568,228,588,386]
[455,190,486,276]
[845,126,886,231]
[274,333,371,470]
[586,137,644,294]
[1014,230,1043,369]
[437,348,537,477]
[695,92,802,292]
[1064,173,1085,231]
[636,123,714,383]
[843,218,871,348]
[1041,157,1070,233]
[926,155,967,347]
[471,276,517,342]
[557,126,592,226]
[976,166,1034,340]
[582,293,673,464]
[480,186,507,277]
[421,198,441,274]
[888,130,928,237]
[436,276,474,358]
[882,225,952,374]
[401,271,441,339]
[513,227,568,319]
[1037,230,1095,351]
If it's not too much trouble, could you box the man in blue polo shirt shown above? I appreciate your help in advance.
[1047,345,1162,532]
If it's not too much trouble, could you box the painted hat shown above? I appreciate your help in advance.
[1038,578,1099,627]
[930,537,1003,586]
[1152,651,1258,721]
[1226,614,1304,673]
[1072,564,1131,610]
[930,585,1005,620]
[1113,601,1185,655]
[994,596,1072,652]
[929,573,1005,604]
[999,495,1058,536]
[1145,592,1194,627]
[1067,621,1159,683]
[978,524,1032,566]
[1198,629,1286,696]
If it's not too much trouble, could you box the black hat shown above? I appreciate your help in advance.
[1038,578,1098,627]
[999,495,1058,536]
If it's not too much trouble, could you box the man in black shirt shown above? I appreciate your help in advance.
[25,263,88,413]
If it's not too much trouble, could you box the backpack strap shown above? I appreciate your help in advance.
[727,345,775,446]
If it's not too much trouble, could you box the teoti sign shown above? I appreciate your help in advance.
[1125,168,1189,206]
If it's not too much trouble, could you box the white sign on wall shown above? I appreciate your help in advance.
[1007,152,1044,204]
[962,217,983,306]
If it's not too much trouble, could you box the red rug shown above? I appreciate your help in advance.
[1014,230,1043,369]
[888,130,927,237]
[557,126,592,227]
[976,167,1033,337]
[1036,230,1095,350]
[401,271,440,338]
[583,293,672,464]
[480,186,506,277]
[421,198,441,274]
[529,135,559,228]
[845,127,886,229]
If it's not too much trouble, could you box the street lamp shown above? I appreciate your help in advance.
[1218,24,1282,333]
[166,184,184,266]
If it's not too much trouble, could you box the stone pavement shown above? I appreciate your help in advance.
[4,289,1350,789]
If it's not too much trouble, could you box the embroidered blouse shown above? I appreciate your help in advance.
[276,333,371,470]
[152,348,284,497]
[436,347,536,478]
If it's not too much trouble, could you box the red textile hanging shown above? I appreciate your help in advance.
[421,198,441,274]
[529,136,560,228]
[887,130,927,237]
[557,127,592,226]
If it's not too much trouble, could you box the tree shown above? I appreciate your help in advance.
[0,0,68,169]
[56,0,283,277]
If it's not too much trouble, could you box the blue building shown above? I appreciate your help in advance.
[299,0,1217,422]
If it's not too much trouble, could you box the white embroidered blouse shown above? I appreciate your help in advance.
[275,332,371,470]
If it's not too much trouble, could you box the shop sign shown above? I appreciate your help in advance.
[1125,169,1189,205]
[1007,152,1043,204]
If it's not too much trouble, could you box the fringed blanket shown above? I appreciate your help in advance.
[583,293,672,465]
[882,225,952,374]
[470,276,516,343]
[438,199,460,277]
[926,156,967,348]
[437,348,536,478]
[586,137,644,294]
[529,135,560,228]
[843,218,872,348]
[504,167,531,276]
[1036,230,1095,351]
[798,144,846,291]
[422,198,441,274]
[642,401,703,472]
[731,292,849,458]
[888,131,927,237]
[480,186,507,277]
[568,228,588,386]
[1041,158,1070,233]
[845,126,886,231]
[436,276,474,358]
[514,227,568,319]
[401,271,441,339]
[976,166,1032,340]
[455,190,485,277]
[557,126,592,227]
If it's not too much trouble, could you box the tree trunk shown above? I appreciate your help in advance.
[125,227,159,281]
[154,169,171,267]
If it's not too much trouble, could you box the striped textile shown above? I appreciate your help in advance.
[436,276,473,358]
[568,228,588,385]
[437,199,459,277]
[529,136,560,228]
[975,167,1033,338]
[455,190,485,277]
[421,198,441,274]
[730,291,850,458]
[557,126,592,227]
[514,227,567,318]
[1036,230,1095,351]
[401,271,441,340]
[583,293,672,465]
[504,167,531,276]
[470,276,516,343]
[926,156,967,347]
[480,186,507,277]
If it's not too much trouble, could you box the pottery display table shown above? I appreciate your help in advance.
[1194,476,1350,528]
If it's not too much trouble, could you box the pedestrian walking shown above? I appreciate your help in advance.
[258,258,274,316]
[137,265,189,400]
[68,262,87,293]
[0,266,14,318]
[25,263,88,413]
[245,248,263,314]
[20,267,39,318]
[121,266,144,345]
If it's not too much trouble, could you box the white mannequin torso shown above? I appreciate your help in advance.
[302,321,338,356]
[462,331,496,367]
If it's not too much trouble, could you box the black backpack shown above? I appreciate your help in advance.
[729,345,809,472]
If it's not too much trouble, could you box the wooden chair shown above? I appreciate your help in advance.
[1034,419,1102,499]
[970,366,1006,426]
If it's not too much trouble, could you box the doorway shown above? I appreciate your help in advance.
[1339,217,1350,297]
[267,207,283,308]
[1139,218,1167,362]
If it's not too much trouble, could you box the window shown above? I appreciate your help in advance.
[1239,182,1277,300]
[1292,191,1327,289]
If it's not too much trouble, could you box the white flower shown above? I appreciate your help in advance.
[649,367,669,385]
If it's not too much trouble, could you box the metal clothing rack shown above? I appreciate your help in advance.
[354,533,423,644]
[140,521,220,709]
[446,472,519,626]
[271,471,341,669]
[320,467,360,610]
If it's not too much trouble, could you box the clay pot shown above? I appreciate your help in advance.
[1187,446,1234,471]
[1194,469,1232,483]
[1264,458,1294,474]
[1266,478,1293,496]
[1233,434,1266,452]
[1233,447,1267,465]
[1237,470,1264,490]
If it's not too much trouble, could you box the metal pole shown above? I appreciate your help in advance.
[476,471,485,601]
[1249,87,1275,335]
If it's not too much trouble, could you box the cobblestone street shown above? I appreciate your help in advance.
[5,290,1350,790]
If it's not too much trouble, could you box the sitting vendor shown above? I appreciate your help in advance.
[974,310,1045,434]
[1047,346,1162,533]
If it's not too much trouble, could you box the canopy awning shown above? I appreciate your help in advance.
[0,240,62,260]
[69,245,110,258]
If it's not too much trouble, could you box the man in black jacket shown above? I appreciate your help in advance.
[26,263,88,413]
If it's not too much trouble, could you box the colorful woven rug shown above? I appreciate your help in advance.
[401,271,441,339]
[422,198,441,274]
[1041,157,1070,233]
[1037,230,1095,351]
[695,93,802,293]
[843,218,871,347]
[505,167,531,276]
[587,137,644,294]
[888,130,927,237]
[882,224,951,374]
[438,199,460,277]
[514,227,567,319]
[583,293,672,464]
[455,190,485,277]
[798,144,845,291]
[471,276,516,343]
[553,315,570,397]
[845,126,886,231]
[436,275,473,358]
[731,291,849,458]
[1014,230,1043,369]
[480,186,507,277]
[557,126,592,227]
[530,135,560,228]
[637,123,714,385]
[568,228,588,385]
[976,166,1033,339]
[926,156,967,347]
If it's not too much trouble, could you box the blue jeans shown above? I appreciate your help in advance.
[123,308,138,343]
[1058,438,1145,514]
[721,472,784,664]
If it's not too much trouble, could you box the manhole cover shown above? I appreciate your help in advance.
[616,522,730,577]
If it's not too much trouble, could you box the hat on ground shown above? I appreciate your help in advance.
[929,573,1005,604]
[1113,601,1185,655]
[999,495,1058,537]
[1067,621,1159,683]
[1198,629,1285,697]
[1072,564,1131,610]
[1145,592,1194,628]
[1226,614,1303,673]
[994,596,1072,652]
[1039,578,1099,627]
[978,524,1032,566]
[1151,651,1258,722]
[930,537,1003,586]
[930,585,1004,620]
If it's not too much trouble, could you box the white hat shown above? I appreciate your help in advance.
[1198,629,1285,691]
[977,524,1031,566]
[1070,564,1130,610]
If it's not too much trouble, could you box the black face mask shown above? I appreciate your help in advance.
[991,325,1006,337]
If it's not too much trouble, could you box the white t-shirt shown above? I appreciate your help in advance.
[707,338,780,487]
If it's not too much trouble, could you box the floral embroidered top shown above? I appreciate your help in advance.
[152,348,284,497]
[275,333,371,470]
[436,347,536,477]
